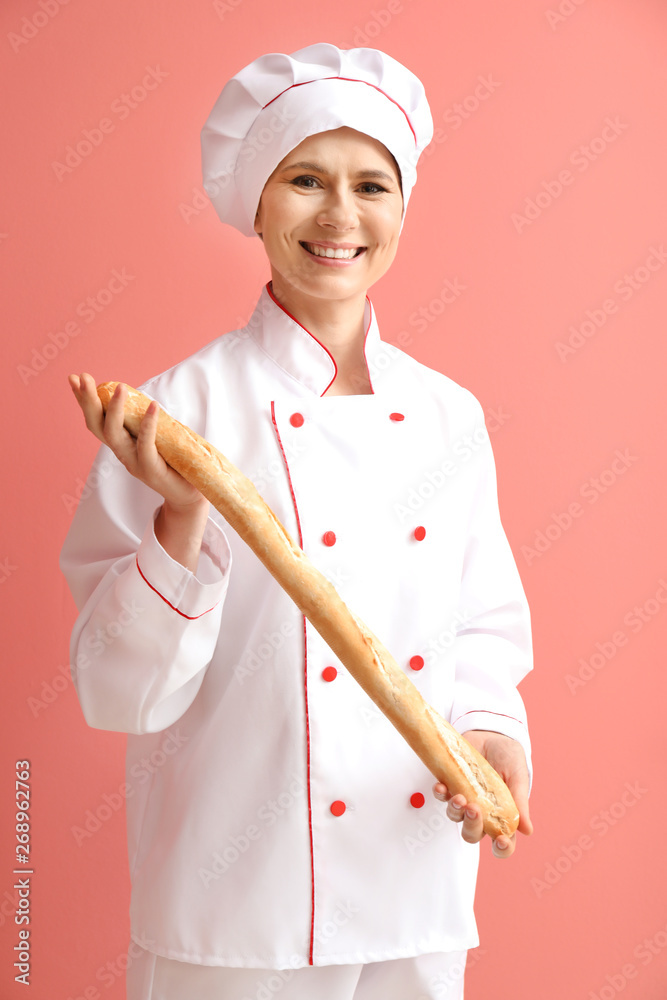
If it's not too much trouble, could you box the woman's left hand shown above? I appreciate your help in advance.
[432,730,533,859]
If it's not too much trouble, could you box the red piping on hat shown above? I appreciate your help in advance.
[262,76,417,145]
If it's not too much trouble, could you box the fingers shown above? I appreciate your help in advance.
[136,399,162,464]
[514,789,534,837]
[99,382,145,470]
[432,782,517,857]
[68,374,204,509]
[492,832,516,858]
[135,398,161,467]
[433,784,486,844]
[460,729,535,840]
[68,372,106,441]
[507,765,533,837]
[108,388,202,507]
[446,794,485,845]
[69,376,142,472]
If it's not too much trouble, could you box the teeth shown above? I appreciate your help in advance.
[304,242,360,259]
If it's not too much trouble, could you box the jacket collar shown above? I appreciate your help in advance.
[243,282,385,396]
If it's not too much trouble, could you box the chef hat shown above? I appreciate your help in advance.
[201,42,433,237]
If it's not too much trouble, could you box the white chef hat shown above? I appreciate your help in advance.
[201,42,433,237]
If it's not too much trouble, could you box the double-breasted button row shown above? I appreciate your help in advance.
[290,405,427,823]
[286,411,422,545]
[320,658,423,678]
[289,411,407,426]
[329,793,426,817]
[321,528,423,545]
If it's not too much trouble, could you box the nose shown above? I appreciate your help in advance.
[316,185,359,231]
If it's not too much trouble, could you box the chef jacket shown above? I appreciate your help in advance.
[60,282,533,969]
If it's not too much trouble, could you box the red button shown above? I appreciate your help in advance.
[410,792,425,809]
[322,666,338,682]
[413,526,426,541]
[389,412,405,422]
[330,800,346,816]
[322,531,337,547]
[290,413,304,427]
[409,655,424,671]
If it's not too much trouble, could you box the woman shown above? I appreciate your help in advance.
[61,43,533,1000]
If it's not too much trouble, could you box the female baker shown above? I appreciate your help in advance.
[61,43,533,1000]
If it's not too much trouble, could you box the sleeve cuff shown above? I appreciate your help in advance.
[134,508,232,619]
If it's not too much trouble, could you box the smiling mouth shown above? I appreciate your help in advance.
[300,241,366,260]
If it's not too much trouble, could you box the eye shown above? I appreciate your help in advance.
[290,175,320,188]
[358,182,389,195]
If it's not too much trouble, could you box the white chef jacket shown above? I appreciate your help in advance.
[60,282,533,970]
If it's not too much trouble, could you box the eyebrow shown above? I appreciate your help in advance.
[280,160,396,183]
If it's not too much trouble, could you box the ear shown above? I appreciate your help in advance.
[253,204,263,238]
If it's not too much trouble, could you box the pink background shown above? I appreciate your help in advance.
[2,1,667,997]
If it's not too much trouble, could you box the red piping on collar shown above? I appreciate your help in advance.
[262,77,417,145]
[363,297,375,394]
[265,282,375,395]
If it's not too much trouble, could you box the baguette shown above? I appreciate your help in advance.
[97,381,520,839]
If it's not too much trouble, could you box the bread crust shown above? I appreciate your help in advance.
[97,381,520,839]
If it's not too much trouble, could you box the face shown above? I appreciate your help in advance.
[253,126,403,312]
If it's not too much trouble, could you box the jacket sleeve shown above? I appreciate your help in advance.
[449,401,534,789]
[59,444,232,735]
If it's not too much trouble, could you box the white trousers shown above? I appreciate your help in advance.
[126,944,468,1000]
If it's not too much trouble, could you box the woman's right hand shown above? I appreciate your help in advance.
[69,373,204,509]
[69,374,209,570]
